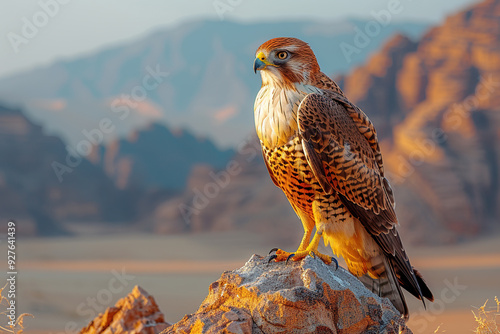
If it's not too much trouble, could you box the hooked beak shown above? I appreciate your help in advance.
[253,52,273,73]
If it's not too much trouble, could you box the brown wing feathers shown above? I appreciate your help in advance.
[297,92,433,306]
[297,94,396,224]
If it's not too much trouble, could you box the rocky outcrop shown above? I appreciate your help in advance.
[79,285,170,334]
[79,256,410,334]
[163,255,409,334]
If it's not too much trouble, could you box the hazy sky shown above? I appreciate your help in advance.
[0,0,478,79]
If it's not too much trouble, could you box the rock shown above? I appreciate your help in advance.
[79,285,170,334]
[163,255,410,334]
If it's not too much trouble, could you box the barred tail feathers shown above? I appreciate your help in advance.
[357,254,409,320]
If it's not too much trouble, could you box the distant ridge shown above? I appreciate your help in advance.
[0,104,234,235]
[0,19,428,148]
[90,122,234,190]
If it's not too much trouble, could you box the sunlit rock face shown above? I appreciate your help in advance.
[80,285,170,334]
[163,255,410,334]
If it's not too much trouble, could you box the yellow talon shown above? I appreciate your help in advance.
[270,230,332,265]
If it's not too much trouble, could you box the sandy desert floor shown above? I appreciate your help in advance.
[0,230,499,333]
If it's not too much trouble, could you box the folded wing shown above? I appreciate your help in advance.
[297,93,432,307]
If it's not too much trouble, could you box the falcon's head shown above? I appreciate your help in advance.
[254,37,320,87]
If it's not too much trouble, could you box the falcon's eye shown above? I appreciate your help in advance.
[276,51,288,60]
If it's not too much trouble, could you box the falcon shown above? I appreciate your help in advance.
[253,37,433,319]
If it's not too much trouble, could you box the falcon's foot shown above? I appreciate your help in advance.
[270,248,334,265]
[268,230,338,268]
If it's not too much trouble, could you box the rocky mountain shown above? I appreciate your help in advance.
[336,34,419,138]
[154,0,500,245]
[0,104,233,235]
[0,19,428,149]
[90,123,234,190]
[341,0,500,243]
[0,104,137,235]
